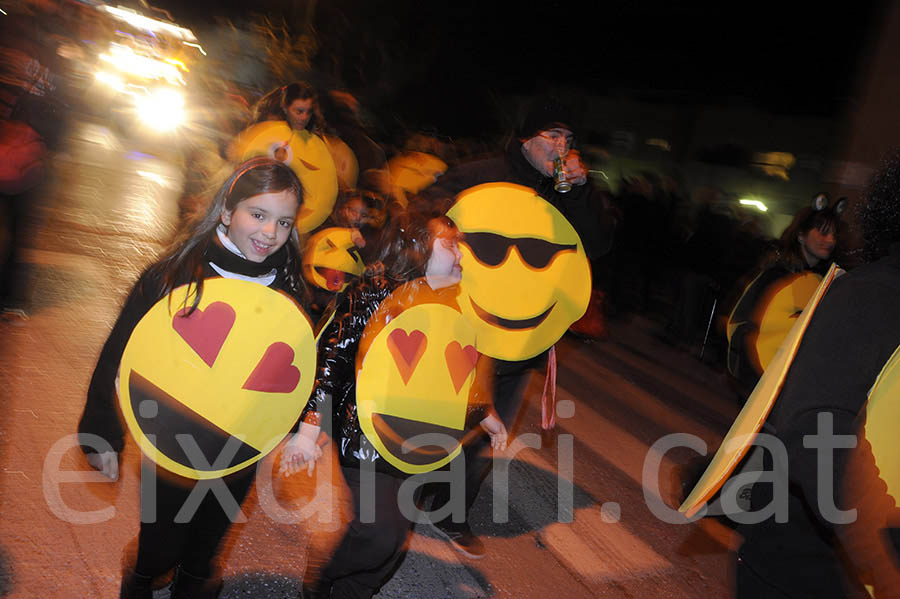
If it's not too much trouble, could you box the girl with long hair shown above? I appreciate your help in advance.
[282,210,507,599]
[78,157,308,599]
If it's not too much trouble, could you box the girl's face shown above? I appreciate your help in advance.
[221,190,299,262]
[799,225,836,266]
[339,198,367,228]
[286,98,313,131]
[425,221,463,288]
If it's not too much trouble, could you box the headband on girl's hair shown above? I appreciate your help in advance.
[227,158,270,196]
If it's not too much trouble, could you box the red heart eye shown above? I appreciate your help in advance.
[173,302,235,367]
[386,329,427,385]
[243,342,301,393]
[445,342,478,394]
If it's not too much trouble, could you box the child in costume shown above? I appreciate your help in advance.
[282,211,507,599]
[78,157,309,599]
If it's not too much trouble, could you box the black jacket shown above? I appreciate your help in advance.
[302,273,490,477]
[423,139,616,261]
[738,250,900,598]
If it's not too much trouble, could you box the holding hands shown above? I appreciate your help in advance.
[280,422,323,477]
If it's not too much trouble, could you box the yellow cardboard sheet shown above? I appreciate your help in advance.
[679,263,842,518]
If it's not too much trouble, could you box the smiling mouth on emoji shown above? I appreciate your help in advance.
[129,371,260,471]
[372,413,466,465]
[469,298,555,330]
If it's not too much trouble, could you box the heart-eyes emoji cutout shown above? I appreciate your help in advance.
[386,329,427,385]
[444,341,478,394]
[243,342,301,393]
[173,301,236,367]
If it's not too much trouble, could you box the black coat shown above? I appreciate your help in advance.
[302,274,490,477]
[423,139,616,261]
[737,250,900,598]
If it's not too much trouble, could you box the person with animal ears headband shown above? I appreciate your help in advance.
[725,193,847,398]
[675,194,848,519]
[77,157,309,599]
[732,152,900,598]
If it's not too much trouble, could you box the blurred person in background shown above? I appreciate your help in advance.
[0,1,67,322]
[661,188,771,363]
[320,89,387,174]
[733,152,900,599]
[726,194,845,400]
[250,81,326,136]
[248,81,363,191]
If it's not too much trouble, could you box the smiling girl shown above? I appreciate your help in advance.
[79,158,308,599]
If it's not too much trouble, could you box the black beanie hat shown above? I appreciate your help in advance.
[518,96,575,139]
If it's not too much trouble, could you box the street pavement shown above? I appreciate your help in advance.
[0,120,741,598]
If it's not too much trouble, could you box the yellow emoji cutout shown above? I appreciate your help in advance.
[387,151,448,208]
[323,134,359,190]
[302,227,365,292]
[231,121,339,233]
[727,271,823,373]
[446,183,591,361]
[861,344,900,503]
[118,278,317,479]
[355,280,479,474]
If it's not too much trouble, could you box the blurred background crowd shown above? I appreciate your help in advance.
[0,0,893,392]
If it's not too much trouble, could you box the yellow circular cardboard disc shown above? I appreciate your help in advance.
[231,121,339,233]
[753,271,823,371]
[324,135,359,190]
[118,278,317,479]
[446,182,591,361]
[355,280,477,474]
[864,344,900,503]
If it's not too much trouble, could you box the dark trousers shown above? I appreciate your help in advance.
[429,356,541,521]
[315,467,414,599]
[133,464,255,579]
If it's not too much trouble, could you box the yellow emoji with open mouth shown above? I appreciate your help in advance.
[302,227,366,292]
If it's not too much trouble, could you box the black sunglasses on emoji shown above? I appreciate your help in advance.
[461,232,576,269]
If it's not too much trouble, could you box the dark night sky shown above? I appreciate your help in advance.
[157,1,882,136]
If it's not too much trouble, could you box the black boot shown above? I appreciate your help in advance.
[170,567,222,599]
[300,580,332,599]
[119,569,153,599]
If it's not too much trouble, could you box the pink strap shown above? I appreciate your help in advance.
[541,345,558,430]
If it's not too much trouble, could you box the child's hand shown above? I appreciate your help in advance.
[479,413,508,452]
[280,423,323,477]
[86,450,119,481]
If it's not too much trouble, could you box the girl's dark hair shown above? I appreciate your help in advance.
[370,209,453,282]
[249,82,326,136]
[156,157,307,311]
[772,197,843,271]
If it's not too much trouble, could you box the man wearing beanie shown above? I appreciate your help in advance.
[419,96,615,558]
[425,96,614,259]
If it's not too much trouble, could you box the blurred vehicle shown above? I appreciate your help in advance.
[83,4,205,137]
